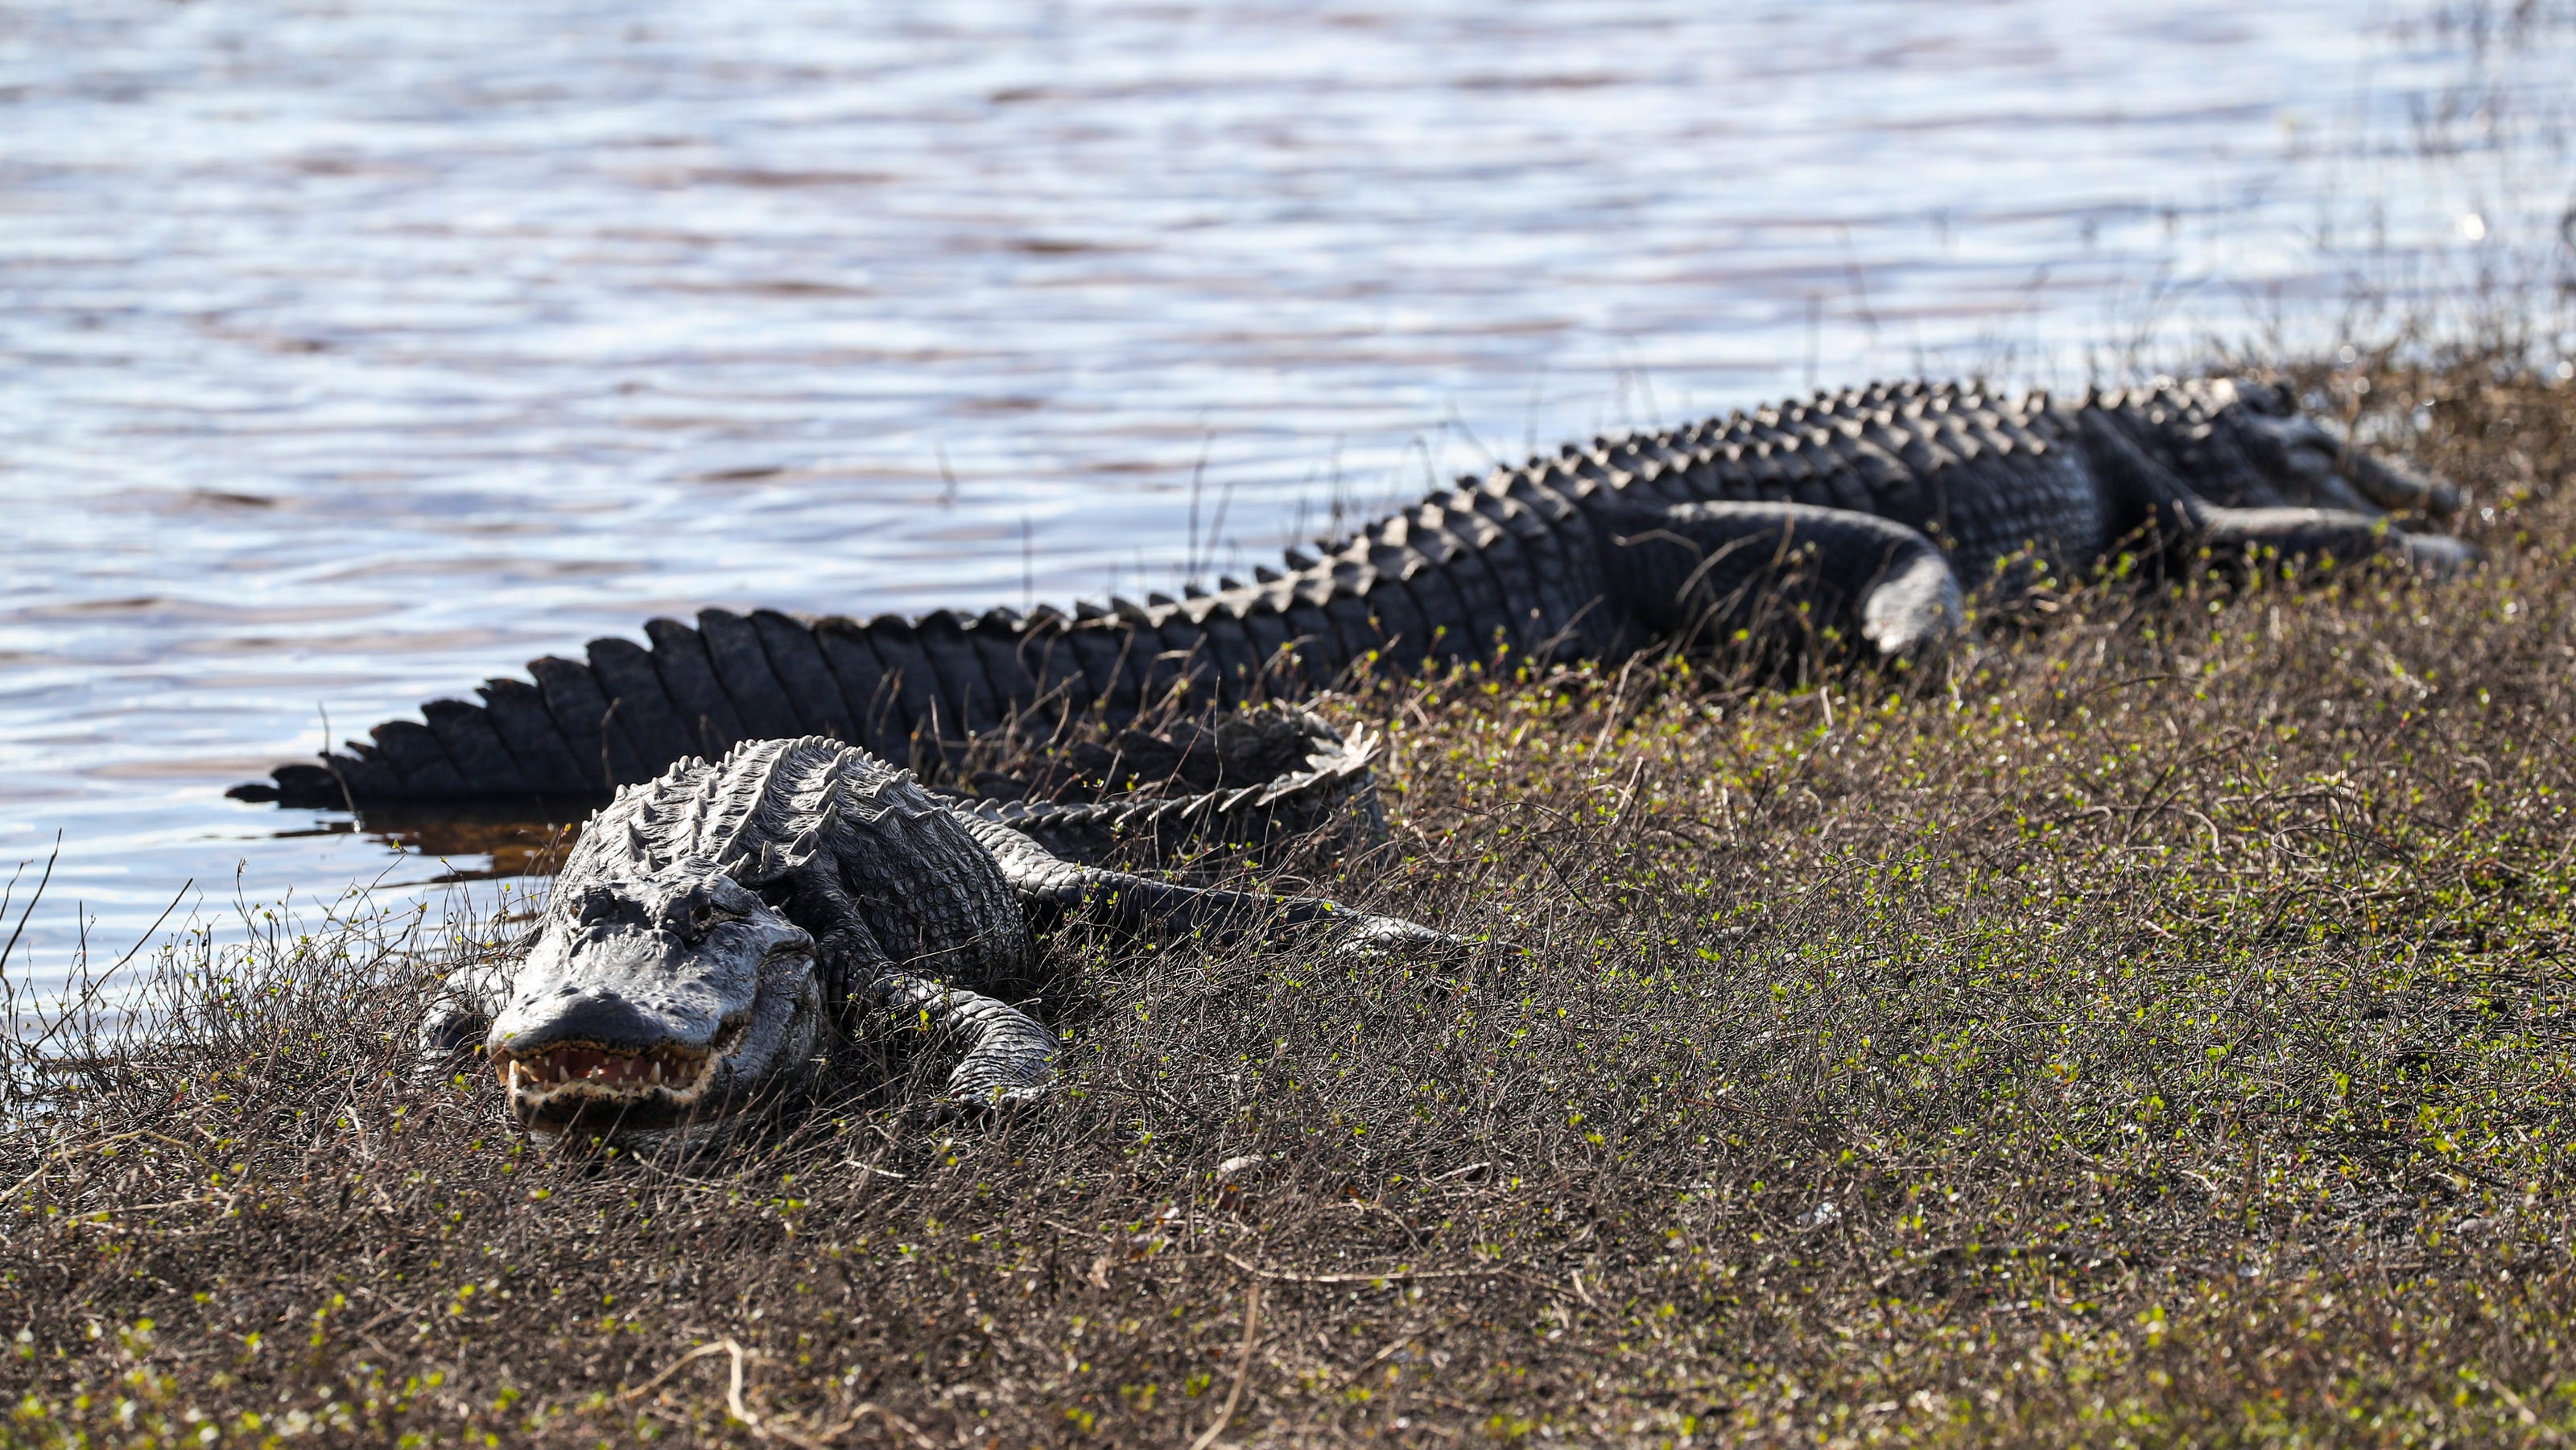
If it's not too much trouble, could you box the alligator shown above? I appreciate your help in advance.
[445,731,1442,1151]
[237,375,2471,808]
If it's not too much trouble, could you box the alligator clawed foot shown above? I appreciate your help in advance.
[413,999,491,1084]
[1331,914,1466,961]
[2398,531,2481,577]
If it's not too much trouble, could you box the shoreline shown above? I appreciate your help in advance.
[7,344,2573,1444]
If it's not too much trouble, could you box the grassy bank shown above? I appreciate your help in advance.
[7,352,2576,1447]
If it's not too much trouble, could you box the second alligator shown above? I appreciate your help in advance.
[242,376,2471,806]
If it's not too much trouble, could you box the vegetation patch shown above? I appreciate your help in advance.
[6,349,2575,1446]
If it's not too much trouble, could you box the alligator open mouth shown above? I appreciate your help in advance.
[493,1017,749,1134]
[501,1041,711,1093]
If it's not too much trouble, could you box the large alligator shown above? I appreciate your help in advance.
[238,376,2470,808]
[449,731,1442,1151]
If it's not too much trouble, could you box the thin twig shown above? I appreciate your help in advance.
[622,1341,733,1401]
[1220,1253,1511,1286]
[1189,1279,1262,1450]
[721,1339,768,1439]
[0,837,59,976]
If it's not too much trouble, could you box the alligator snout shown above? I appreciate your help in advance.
[494,980,709,1055]
[483,875,824,1149]
[488,970,759,1134]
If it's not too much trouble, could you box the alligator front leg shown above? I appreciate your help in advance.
[859,971,1057,1111]
[416,965,509,1079]
[2182,504,2478,576]
[1602,499,1965,657]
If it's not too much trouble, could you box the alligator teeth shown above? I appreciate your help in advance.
[499,1041,716,1100]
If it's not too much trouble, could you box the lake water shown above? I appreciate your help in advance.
[2,0,2570,993]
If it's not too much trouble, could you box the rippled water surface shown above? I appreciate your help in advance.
[2,0,2570,985]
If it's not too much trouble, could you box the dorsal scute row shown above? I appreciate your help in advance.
[1421,381,2058,522]
[588,737,918,882]
[1447,378,2048,510]
[257,374,2280,808]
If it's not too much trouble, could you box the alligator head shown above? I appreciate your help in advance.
[2215,378,2467,519]
[486,868,826,1154]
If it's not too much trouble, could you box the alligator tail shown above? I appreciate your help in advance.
[232,579,1402,806]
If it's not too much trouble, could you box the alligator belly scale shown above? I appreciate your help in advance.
[238,376,2471,808]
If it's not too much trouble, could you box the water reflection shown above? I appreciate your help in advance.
[277,805,595,886]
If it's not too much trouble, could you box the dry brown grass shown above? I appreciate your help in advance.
[6,349,2576,1448]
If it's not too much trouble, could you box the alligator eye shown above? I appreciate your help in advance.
[670,894,749,941]
[658,879,755,941]
[573,886,623,925]
[687,905,746,940]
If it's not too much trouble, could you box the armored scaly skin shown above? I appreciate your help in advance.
[242,376,2468,807]
[456,735,1439,1150]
